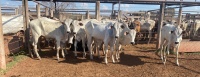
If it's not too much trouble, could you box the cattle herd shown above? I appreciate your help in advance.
[28,12,193,66]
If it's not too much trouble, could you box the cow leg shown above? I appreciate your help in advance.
[104,44,108,64]
[101,43,105,55]
[160,39,165,62]
[82,39,86,58]
[110,46,115,63]
[32,36,41,60]
[148,30,152,44]
[38,39,42,52]
[74,40,78,57]
[61,42,65,58]
[87,37,93,60]
[176,46,180,66]
[56,41,61,61]
[96,43,100,59]
[117,45,121,62]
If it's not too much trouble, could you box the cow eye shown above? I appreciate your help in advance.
[79,23,83,26]
[171,31,174,34]
[121,25,124,29]
[111,26,114,29]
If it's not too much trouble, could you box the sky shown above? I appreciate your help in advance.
[1,0,200,15]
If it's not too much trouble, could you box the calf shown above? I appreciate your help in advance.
[115,24,137,62]
[160,24,184,66]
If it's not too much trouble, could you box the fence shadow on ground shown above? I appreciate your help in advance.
[166,58,200,74]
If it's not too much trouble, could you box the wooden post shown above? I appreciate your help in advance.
[50,9,53,18]
[81,15,84,20]
[19,5,22,14]
[36,3,40,18]
[0,4,6,70]
[156,3,165,49]
[95,1,100,20]
[111,3,115,17]
[22,0,30,51]
[86,10,89,19]
[15,8,19,15]
[45,8,49,17]
[118,1,121,20]
[118,10,122,20]
[178,3,182,26]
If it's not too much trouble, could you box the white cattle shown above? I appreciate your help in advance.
[70,19,98,58]
[70,20,87,58]
[139,12,155,44]
[115,25,137,62]
[160,24,184,66]
[30,17,74,61]
[140,19,156,44]
[190,20,200,37]
[85,20,127,64]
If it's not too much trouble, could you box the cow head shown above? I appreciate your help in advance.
[71,20,84,36]
[121,29,137,46]
[64,19,73,33]
[111,22,120,38]
[171,26,183,46]
[130,29,137,45]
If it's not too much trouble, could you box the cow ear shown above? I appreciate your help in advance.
[61,22,65,25]
[121,25,124,29]
[79,23,83,26]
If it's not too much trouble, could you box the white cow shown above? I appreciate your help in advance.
[30,17,74,61]
[190,20,200,37]
[70,19,98,58]
[139,12,155,44]
[115,25,137,62]
[140,19,156,44]
[160,24,184,66]
[85,20,126,64]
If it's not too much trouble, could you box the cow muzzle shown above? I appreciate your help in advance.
[67,31,70,33]
[131,42,135,45]
[175,42,179,44]
[115,36,118,38]
[72,32,76,35]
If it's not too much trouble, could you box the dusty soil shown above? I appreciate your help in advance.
[3,44,200,77]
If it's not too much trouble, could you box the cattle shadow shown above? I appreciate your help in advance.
[118,52,145,66]
[58,51,92,64]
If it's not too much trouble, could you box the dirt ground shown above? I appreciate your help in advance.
[3,44,200,77]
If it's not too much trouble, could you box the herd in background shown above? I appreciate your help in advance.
[28,12,199,66]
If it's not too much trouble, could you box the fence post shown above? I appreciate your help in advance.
[50,9,53,18]
[45,8,49,17]
[36,3,40,18]
[86,10,89,19]
[177,3,182,26]
[0,4,6,70]
[15,8,19,15]
[95,1,100,20]
[19,5,22,14]
[22,0,30,53]
[156,3,165,49]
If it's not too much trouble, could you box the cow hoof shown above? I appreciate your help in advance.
[38,57,41,60]
[176,62,179,66]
